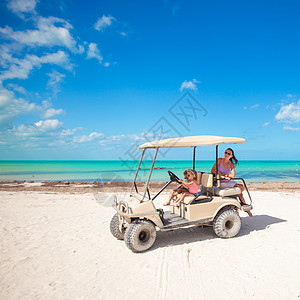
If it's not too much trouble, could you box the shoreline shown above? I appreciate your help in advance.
[0,180,300,193]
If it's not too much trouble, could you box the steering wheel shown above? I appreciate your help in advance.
[168,171,180,183]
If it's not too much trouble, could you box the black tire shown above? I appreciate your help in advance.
[124,220,156,253]
[110,213,125,240]
[213,209,241,238]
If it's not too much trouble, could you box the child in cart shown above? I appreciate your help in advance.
[164,169,199,206]
[163,169,189,206]
[172,169,199,206]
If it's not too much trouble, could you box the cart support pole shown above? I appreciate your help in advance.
[142,148,159,201]
[130,149,145,195]
[193,146,196,170]
[215,145,219,186]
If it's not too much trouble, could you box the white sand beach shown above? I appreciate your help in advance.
[1,190,300,299]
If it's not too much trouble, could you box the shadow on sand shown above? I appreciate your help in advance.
[239,214,286,236]
[149,214,287,252]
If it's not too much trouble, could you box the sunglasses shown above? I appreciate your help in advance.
[225,152,232,155]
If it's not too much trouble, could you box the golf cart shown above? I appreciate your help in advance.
[110,135,253,253]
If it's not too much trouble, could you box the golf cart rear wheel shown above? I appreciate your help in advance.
[110,213,125,240]
[124,220,156,253]
[213,209,241,238]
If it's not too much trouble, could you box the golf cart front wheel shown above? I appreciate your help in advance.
[124,220,156,253]
[213,209,241,238]
[110,213,125,240]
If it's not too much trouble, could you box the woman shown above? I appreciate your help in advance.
[211,148,252,217]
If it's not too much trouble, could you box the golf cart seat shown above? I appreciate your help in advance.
[182,194,208,205]
[197,172,203,184]
[213,186,241,197]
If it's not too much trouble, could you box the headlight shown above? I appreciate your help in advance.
[118,201,128,214]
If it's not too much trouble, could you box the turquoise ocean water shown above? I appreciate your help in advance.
[0,160,299,183]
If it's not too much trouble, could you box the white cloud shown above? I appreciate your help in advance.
[74,132,143,146]
[244,104,260,110]
[6,83,27,94]
[1,121,167,153]
[120,32,127,37]
[35,50,71,67]
[179,79,200,92]
[7,0,38,17]
[60,128,81,137]
[98,131,174,147]
[35,119,62,130]
[98,134,126,144]
[283,125,300,131]
[0,83,36,127]
[94,15,116,32]
[2,118,88,150]
[263,122,270,127]
[0,56,32,80]
[39,101,64,118]
[0,10,119,153]
[47,69,65,85]
[47,69,66,96]
[87,43,103,64]
[0,83,64,128]
[14,119,63,137]
[275,99,300,124]
[0,43,26,70]
[73,132,104,143]
[0,50,72,81]
[0,17,81,52]
[77,44,85,54]
[97,133,141,146]
[43,108,64,118]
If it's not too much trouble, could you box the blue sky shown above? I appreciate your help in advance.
[0,0,299,160]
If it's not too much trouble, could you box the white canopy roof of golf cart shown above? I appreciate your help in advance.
[138,135,246,149]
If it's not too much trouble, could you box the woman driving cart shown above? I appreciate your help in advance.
[211,148,252,216]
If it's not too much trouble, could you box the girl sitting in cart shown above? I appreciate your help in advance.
[163,169,189,206]
[172,169,199,207]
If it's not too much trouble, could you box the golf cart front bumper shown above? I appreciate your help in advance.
[112,197,164,227]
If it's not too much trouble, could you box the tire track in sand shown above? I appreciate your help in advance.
[155,246,173,299]
[155,227,206,299]
[181,247,196,300]
[181,245,205,299]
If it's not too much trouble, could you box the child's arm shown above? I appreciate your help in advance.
[178,179,188,188]
[178,179,196,187]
